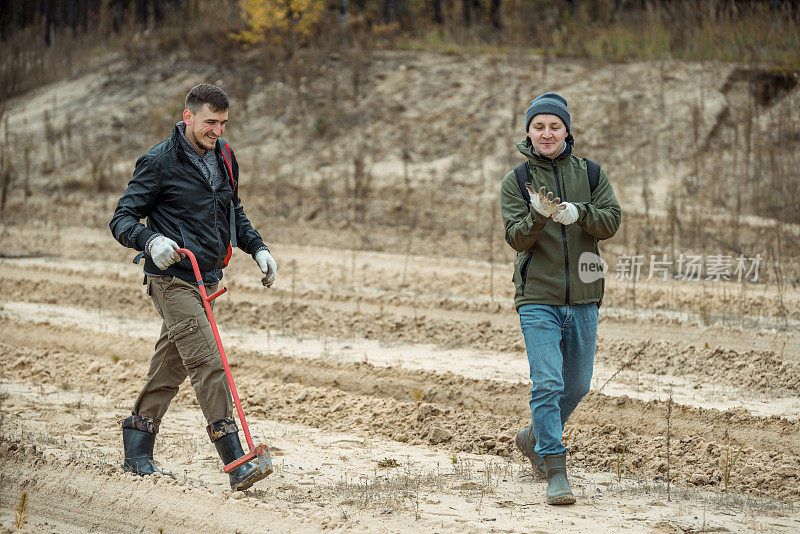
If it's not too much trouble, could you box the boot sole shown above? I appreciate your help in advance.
[547,494,576,505]
[123,463,173,478]
[123,465,150,476]
[232,465,273,491]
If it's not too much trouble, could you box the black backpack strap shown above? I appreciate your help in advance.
[513,163,531,204]
[584,158,601,193]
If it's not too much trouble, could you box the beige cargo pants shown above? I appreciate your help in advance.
[132,274,233,425]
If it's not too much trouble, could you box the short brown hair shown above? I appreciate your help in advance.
[185,84,229,113]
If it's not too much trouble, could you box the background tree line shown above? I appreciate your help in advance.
[2,0,798,44]
[1,0,798,101]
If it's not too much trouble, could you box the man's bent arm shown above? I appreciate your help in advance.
[575,169,621,240]
[227,147,268,257]
[110,153,160,251]
[501,171,549,252]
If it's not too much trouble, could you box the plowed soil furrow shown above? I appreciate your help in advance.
[1,316,798,430]
[11,394,787,534]
[0,438,325,533]
[0,276,526,353]
[6,254,800,363]
[4,284,800,415]
[7,253,800,361]
[5,273,800,371]
[3,322,800,502]
[3,244,800,520]
[3,246,800,322]
[598,339,800,396]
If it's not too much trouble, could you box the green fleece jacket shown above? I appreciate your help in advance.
[501,139,621,309]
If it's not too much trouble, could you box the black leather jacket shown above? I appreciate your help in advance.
[110,124,267,284]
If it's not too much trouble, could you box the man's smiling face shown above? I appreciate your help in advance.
[527,114,567,159]
[183,104,228,154]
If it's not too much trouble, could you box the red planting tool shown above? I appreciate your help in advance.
[176,248,272,477]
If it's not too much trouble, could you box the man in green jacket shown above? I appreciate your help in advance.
[500,92,621,505]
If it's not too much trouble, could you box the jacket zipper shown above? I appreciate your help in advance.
[520,252,533,295]
[185,154,225,262]
[552,160,570,305]
[211,150,227,260]
[213,187,222,258]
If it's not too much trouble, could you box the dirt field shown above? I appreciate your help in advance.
[2,49,800,532]
[1,224,799,533]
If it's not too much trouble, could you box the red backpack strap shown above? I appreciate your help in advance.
[219,141,237,266]
[220,142,236,192]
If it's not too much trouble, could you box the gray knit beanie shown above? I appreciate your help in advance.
[524,92,570,133]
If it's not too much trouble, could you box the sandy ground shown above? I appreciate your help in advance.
[1,226,800,533]
[2,46,800,533]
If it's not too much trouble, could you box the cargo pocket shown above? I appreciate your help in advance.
[168,315,214,367]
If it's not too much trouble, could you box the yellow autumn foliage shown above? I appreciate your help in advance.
[238,0,325,44]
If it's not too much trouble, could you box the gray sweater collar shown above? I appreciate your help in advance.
[177,121,209,157]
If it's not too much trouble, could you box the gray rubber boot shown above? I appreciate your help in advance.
[543,454,576,505]
[514,425,546,477]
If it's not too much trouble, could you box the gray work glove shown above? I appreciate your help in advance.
[255,249,277,288]
[148,235,181,270]
[553,202,579,225]
[525,184,565,219]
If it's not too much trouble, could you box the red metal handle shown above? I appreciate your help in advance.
[206,287,228,301]
[175,248,256,451]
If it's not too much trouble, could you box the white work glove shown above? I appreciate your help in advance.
[148,235,181,270]
[524,184,565,219]
[553,202,579,225]
[255,249,277,288]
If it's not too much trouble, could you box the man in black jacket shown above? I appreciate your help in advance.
[110,84,276,491]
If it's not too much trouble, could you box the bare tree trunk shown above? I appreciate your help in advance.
[0,119,12,219]
[382,0,396,22]
[432,0,443,24]
[44,0,57,46]
[66,0,78,36]
[489,0,501,28]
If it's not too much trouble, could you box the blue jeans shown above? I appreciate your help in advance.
[519,303,599,456]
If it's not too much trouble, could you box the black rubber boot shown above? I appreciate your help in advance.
[543,454,576,505]
[209,418,271,491]
[515,425,546,477]
[121,415,172,476]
